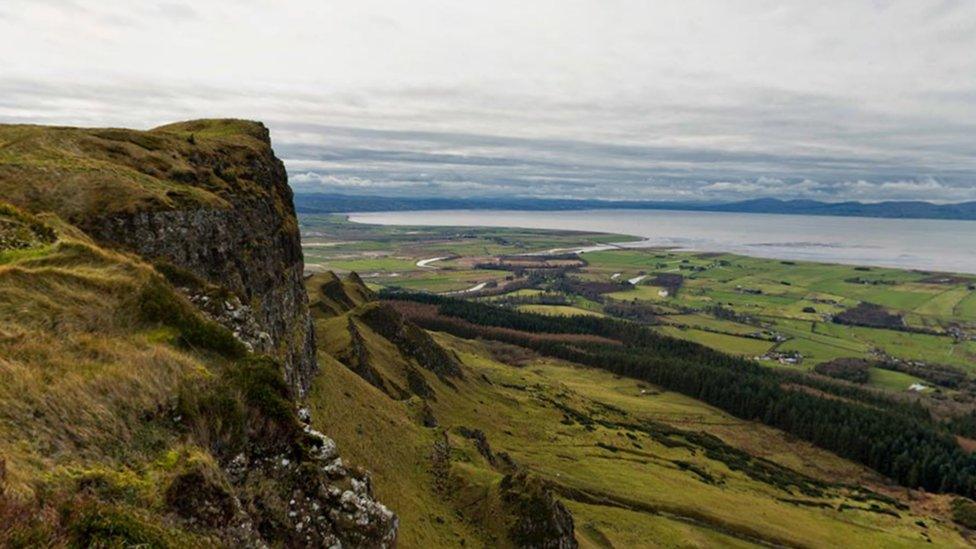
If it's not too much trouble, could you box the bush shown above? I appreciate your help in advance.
[138,279,246,358]
[176,355,302,458]
[952,498,976,529]
[163,451,235,527]
[814,358,871,384]
[68,502,168,547]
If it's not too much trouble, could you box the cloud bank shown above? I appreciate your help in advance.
[1,1,974,202]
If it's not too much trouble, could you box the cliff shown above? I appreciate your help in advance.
[0,119,315,392]
[0,121,396,546]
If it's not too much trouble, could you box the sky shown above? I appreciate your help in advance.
[1,0,975,202]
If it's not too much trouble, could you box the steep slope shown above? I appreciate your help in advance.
[309,272,462,401]
[0,121,396,547]
[307,272,576,548]
[0,119,314,391]
[306,272,972,547]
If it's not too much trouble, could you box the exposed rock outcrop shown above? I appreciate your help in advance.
[81,127,315,393]
[220,424,398,547]
[500,472,578,549]
[357,302,463,381]
[0,119,316,393]
[89,204,316,392]
[314,271,377,317]
[457,426,496,466]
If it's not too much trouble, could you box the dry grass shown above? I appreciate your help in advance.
[0,207,299,548]
[0,213,211,498]
[0,119,277,223]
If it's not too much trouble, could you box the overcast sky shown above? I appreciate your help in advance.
[2,1,975,202]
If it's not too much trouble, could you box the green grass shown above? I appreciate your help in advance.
[300,259,974,546]
[484,288,547,300]
[655,326,774,356]
[426,336,968,547]
[517,304,605,317]
[665,314,759,335]
[311,256,418,273]
[817,323,974,370]
[605,285,672,301]
[302,217,976,399]
[868,368,924,392]
[807,280,936,310]
[388,270,510,293]
[954,290,976,320]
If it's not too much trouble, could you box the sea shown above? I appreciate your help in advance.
[347,209,976,274]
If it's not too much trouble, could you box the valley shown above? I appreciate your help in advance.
[5,3,976,547]
[301,214,976,396]
[296,213,976,546]
[304,271,971,547]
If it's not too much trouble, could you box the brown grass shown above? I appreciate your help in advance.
[0,119,276,223]
[0,217,212,497]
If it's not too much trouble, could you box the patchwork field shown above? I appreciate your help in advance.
[297,210,976,545]
[301,215,976,397]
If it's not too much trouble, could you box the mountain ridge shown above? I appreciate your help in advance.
[295,193,976,221]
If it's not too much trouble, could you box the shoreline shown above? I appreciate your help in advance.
[337,210,976,276]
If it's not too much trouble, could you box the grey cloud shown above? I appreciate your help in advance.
[1,1,974,203]
[275,120,975,202]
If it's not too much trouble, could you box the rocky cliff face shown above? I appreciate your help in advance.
[87,202,315,392]
[0,121,398,546]
[0,119,316,393]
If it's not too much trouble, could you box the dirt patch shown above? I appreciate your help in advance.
[957,436,976,454]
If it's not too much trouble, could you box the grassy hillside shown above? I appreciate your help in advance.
[305,272,972,547]
[0,204,231,544]
[0,119,286,223]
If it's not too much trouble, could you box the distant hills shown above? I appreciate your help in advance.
[295,193,976,221]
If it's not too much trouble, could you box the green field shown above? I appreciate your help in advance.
[300,215,976,397]
[297,225,976,546]
[656,325,774,356]
[517,304,606,317]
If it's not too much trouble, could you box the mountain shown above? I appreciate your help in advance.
[0,120,395,546]
[703,198,976,219]
[295,193,976,221]
[3,120,974,547]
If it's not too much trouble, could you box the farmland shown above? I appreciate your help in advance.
[301,215,976,402]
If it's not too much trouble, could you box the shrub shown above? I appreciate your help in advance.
[814,358,871,384]
[66,500,174,548]
[163,450,235,527]
[138,278,246,358]
[952,498,976,529]
[176,355,302,458]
